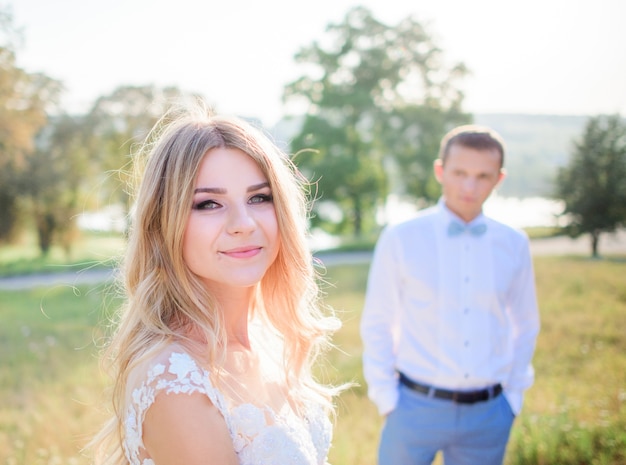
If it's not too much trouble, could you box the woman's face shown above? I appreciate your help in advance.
[183,147,280,295]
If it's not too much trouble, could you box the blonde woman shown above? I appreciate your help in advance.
[93,105,342,465]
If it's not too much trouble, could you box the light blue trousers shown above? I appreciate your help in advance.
[378,384,515,465]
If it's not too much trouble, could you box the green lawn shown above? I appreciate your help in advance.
[1,256,625,464]
[324,257,626,465]
[0,232,125,277]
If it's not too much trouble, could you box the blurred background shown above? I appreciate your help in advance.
[2,0,626,255]
[1,1,626,464]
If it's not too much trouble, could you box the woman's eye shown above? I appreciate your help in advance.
[250,193,273,204]
[193,199,220,210]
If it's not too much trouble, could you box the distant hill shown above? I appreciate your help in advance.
[269,113,592,199]
[473,114,588,197]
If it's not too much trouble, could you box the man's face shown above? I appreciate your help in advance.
[434,143,504,222]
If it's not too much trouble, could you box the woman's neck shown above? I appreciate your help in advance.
[214,286,255,350]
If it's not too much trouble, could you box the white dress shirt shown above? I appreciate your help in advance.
[360,199,540,416]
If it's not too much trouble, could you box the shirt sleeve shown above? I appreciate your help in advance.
[503,236,541,414]
[360,226,403,415]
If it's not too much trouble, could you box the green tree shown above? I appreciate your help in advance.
[84,85,201,209]
[19,82,203,255]
[556,114,626,257]
[25,114,93,255]
[0,6,61,242]
[283,6,469,237]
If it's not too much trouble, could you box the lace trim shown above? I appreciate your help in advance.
[123,350,331,465]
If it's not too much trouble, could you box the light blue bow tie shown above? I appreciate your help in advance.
[448,221,487,237]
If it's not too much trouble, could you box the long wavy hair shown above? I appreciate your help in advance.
[92,104,341,464]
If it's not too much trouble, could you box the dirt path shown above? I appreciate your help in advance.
[1,232,624,291]
[529,229,626,257]
[0,268,117,291]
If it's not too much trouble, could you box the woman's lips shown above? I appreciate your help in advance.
[220,246,262,259]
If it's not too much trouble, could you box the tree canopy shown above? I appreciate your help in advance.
[0,6,62,243]
[0,5,201,254]
[283,6,469,238]
[556,114,626,257]
[84,85,199,208]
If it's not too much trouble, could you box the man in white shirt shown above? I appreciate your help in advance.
[360,125,540,465]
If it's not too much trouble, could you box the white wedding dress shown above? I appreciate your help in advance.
[122,340,332,465]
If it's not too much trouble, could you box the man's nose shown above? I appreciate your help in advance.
[461,177,478,191]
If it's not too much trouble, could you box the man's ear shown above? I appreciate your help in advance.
[433,159,444,183]
[497,168,507,186]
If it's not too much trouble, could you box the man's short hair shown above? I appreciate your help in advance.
[439,125,505,168]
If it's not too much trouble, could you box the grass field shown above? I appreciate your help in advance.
[1,253,625,464]
[0,232,125,277]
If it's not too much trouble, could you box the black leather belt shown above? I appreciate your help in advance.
[398,372,502,404]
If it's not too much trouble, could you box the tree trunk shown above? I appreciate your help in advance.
[36,212,56,256]
[590,230,600,258]
[0,192,20,242]
[352,194,362,238]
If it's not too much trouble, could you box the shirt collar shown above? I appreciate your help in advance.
[437,197,486,227]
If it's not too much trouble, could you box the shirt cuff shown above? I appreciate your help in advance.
[503,389,524,415]
[371,387,399,416]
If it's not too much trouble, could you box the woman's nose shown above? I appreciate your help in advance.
[226,205,256,234]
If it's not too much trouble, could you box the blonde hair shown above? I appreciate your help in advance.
[92,104,340,464]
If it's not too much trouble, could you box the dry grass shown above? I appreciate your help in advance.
[323,256,626,465]
[1,255,625,464]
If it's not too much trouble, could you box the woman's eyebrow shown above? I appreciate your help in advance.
[193,182,270,195]
[193,187,226,194]
[248,182,270,192]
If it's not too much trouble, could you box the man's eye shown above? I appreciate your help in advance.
[193,199,220,210]
[250,194,273,204]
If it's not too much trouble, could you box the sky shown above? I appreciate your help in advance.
[8,0,626,127]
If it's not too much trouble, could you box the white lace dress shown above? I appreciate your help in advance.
[122,344,333,465]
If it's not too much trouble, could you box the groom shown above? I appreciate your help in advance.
[360,125,541,465]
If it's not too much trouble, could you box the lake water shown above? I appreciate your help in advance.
[308,195,565,250]
[484,195,565,228]
[382,194,564,229]
[79,196,566,253]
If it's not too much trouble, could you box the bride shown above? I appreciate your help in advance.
[91,104,344,465]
